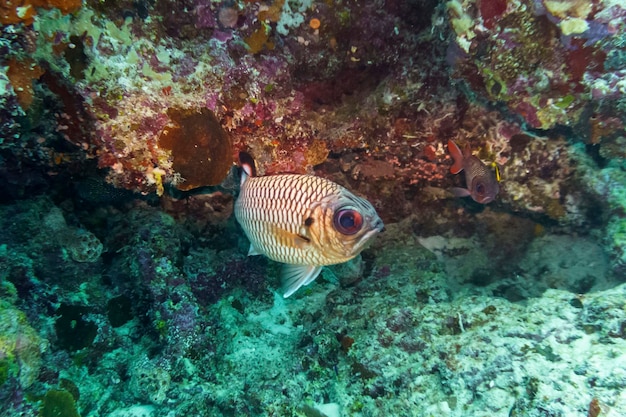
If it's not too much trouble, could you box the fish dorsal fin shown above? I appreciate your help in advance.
[282,265,323,298]
[447,140,464,174]
[239,151,257,185]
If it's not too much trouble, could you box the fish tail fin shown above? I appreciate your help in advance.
[447,140,464,174]
[238,151,257,185]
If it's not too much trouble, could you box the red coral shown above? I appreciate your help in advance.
[514,101,541,129]
[40,69,96,151]
[566,40,607,85]
[423,145,437,162]
[479,0,508,29]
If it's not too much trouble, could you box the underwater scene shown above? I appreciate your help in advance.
[1,0,626,416]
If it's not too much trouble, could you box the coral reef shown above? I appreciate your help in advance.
[447,0,626,131]
[0,293,46,390]
[2,197,624,416]
[5,0,454,197]
[573,146,626,274]
[44,207,103,263]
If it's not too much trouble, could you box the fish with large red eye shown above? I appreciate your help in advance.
[235,151,383,297]
[333,208,363,235]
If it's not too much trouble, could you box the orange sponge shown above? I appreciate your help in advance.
[1,0,82,26]
[158,108,233,191]
[6,58,45,110]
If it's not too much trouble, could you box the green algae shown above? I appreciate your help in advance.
[0,359,11,386]
[0,300,45,388]
[40,389,81,417]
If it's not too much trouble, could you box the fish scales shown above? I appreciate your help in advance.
[236,174,338,265]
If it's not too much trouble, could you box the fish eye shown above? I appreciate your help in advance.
[333,208,363,235]
[476,183,485,195]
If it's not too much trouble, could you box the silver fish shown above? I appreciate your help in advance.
[234,153,384,297]
[447,140,500,204]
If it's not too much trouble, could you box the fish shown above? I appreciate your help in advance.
[234,152,384,297]
[447,139,500,204]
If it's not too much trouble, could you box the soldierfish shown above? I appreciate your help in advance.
[234,152,384,298]
[447,140,500,204]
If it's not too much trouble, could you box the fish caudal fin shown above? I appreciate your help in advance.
[238,151,257,185]
[281,265,323,298]
[447,140,464,174]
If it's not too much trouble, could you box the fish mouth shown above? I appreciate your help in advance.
[367,218,385,236]
[476,195,496,204]
[353,219,384,252]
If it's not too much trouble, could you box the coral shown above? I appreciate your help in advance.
[217,6,239,29]
[0,0,82,26]
[607,218,626,274]
[158,107,233,192]
[12,0,438,201]
[0,2,626,416]
[0,299,46,388]
[187,251,269,305]
[1,0,37,25]
[5,57,44,110]
[447,0,625,131]
[38,69,96,153]
[129,356,171,404]
[571,145,626,274]
[106,295,133,328]
[244,25,274,54]
[44,207,103,263]
[0,65,23,146]
[39,389,80,417]
[65,229,104,263]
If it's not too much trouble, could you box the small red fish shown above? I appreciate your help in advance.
[447,140,500,204]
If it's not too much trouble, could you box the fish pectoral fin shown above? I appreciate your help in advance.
[294,234,311,249]
[247,243,263,256]
[281,265,323,298]
[450,187,471,197]
[294,223,314,248]
[269,225,311,249]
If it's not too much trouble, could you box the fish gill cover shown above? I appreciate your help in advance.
[0,0,626,416]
